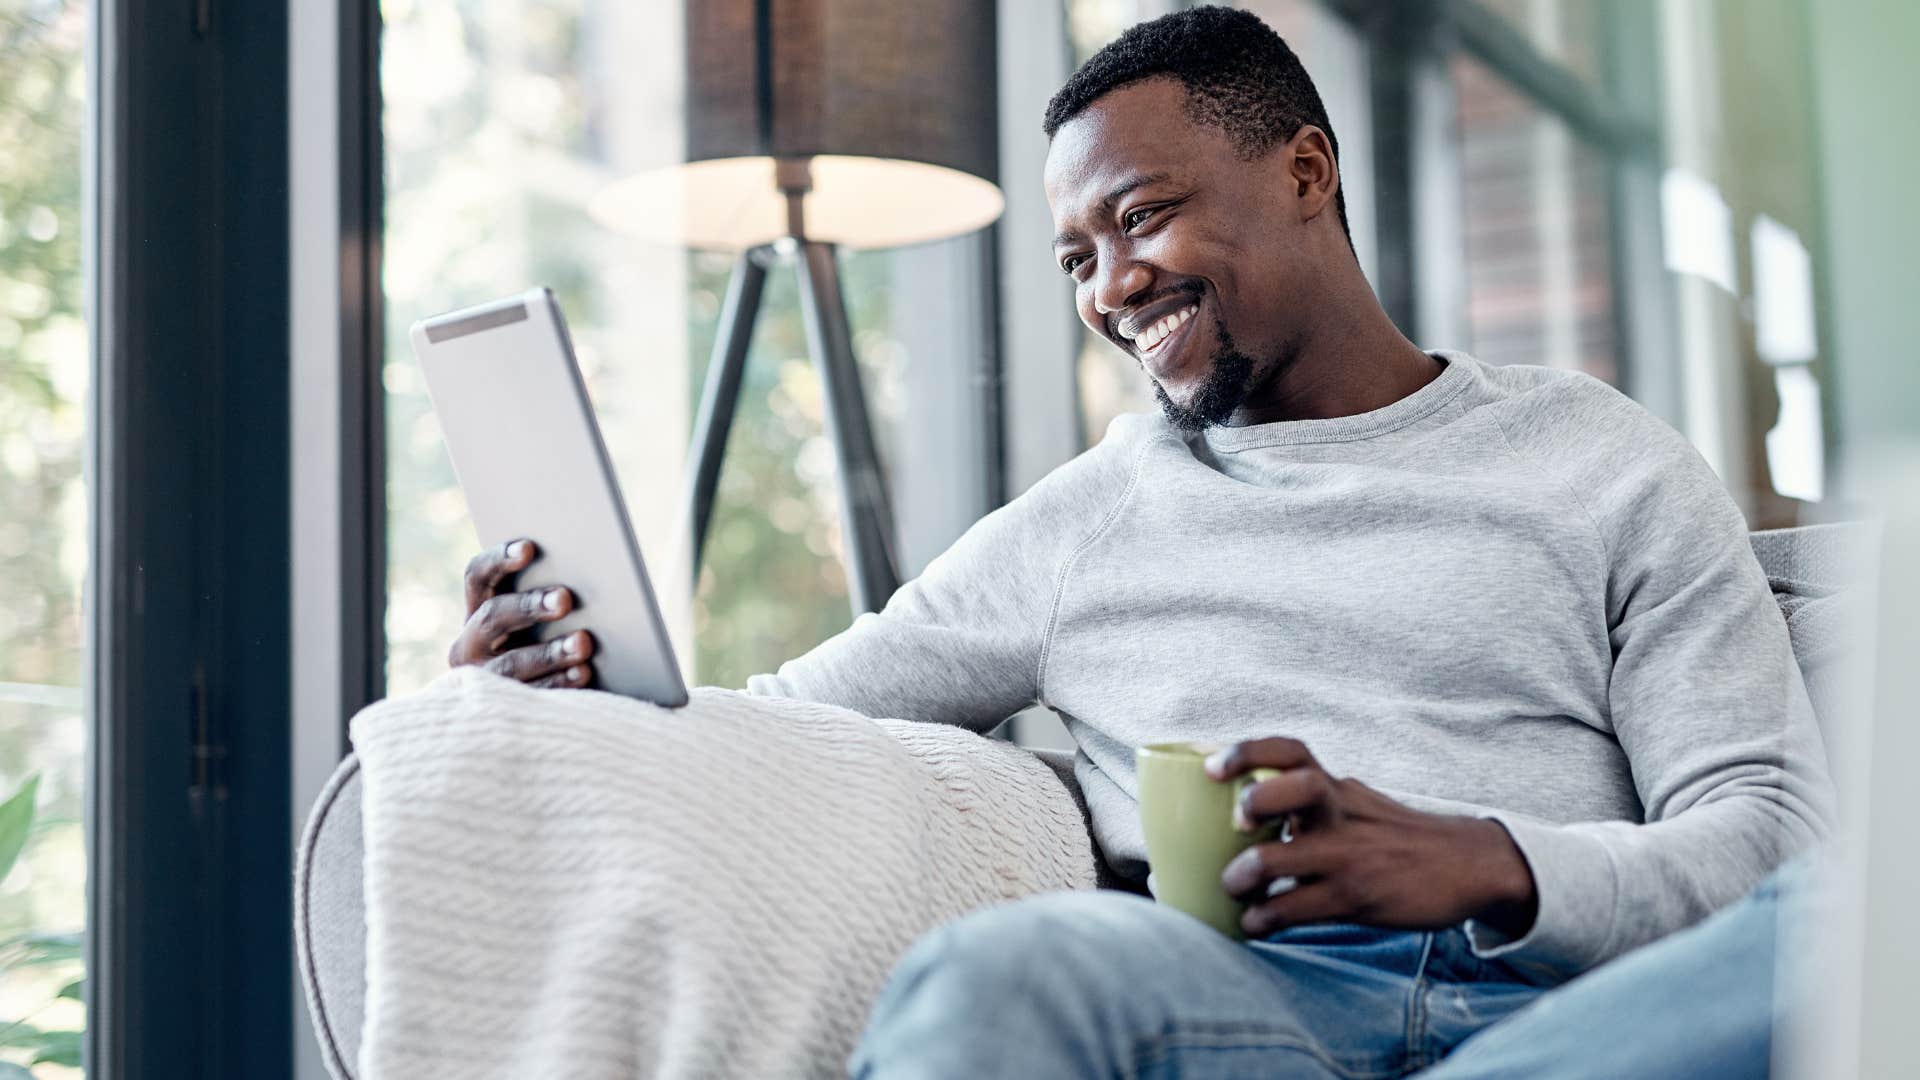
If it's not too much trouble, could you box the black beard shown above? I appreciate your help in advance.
[1149,316,1259,432]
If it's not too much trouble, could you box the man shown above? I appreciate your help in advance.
[449,7,1832,1075]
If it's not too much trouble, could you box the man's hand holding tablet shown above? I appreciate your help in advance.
[412,287,688,707]
[448,539,595,689]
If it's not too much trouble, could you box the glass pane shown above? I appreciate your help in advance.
[682,250,901,689]
[1453,54,1618,383]
[1650,0,1837,529]
[381,0,901,694]
[0,0,90,1074]
[1474,0,1609,88]
[1066,0,1373,447]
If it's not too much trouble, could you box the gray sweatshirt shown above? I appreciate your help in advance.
[747,349,1834,982]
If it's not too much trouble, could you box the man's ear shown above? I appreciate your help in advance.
[1286,125,1340,224]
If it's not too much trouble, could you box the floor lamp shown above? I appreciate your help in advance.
[589,1,1004,616]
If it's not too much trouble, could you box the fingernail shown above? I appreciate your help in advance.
[543,588,565,612]
[561,632,581,658]
[1233,803,1252,832]
[568,665,587,683]
[509,540,530,561]
[1204,750,1230,776]
[1223,850,1250,881]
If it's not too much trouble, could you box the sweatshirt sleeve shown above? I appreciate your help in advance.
[743,416,1152,734]
[1465,377,1837,982]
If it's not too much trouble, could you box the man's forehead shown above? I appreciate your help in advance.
[1044,79,1212,213]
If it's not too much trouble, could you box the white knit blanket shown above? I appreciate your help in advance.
[349,666,1096,1079]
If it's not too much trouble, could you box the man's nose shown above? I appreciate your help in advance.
[1092,257,1152,316]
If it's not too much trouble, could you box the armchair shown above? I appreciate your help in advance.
[295,522,1873,1079]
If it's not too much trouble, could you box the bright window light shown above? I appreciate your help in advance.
[1752,214,1819,365]
[1661,167,1736,294]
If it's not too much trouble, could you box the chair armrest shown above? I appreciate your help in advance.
[1027,746,1148,895]
[295,754,366,1080]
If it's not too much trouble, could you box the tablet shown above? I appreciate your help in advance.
[411,287,689,707]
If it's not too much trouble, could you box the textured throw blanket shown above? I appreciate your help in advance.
[350,666,1097,1079]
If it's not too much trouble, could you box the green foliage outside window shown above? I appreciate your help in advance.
[382,1,900,695]
[0,5,85,693]
[0,2,90,1075]
[683,248,898,690]
[0,775,84,1076]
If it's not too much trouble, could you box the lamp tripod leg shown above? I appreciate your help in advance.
[794,241,902,615]
[683,248,769,584]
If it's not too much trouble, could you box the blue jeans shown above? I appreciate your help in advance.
[850,859,1810,1078]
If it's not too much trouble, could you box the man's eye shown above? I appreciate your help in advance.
[1061,254,1089,275]
[1123,207,1156,230]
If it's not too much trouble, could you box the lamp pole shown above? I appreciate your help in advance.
[634,0,999,618]
[680,158,902,616]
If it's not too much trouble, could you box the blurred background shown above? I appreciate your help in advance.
[0,0,1914,1076]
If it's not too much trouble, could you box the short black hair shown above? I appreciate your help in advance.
[1042,5,1352,251]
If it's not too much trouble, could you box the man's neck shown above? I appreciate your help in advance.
[1222,310,1442,428]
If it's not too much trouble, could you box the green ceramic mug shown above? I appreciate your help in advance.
[1136,741,1283,939]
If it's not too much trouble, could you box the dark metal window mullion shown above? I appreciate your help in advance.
[340,0,387,740]
[89,0,294,1075]
[1312,0,1442,342]
[1599,0,1678,411]
[1359,2,1436,342]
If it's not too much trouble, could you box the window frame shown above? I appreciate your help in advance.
[348,0,1017,701]
[338,0,388,722]
[1315,0,1670,403]
[89,0,295,1075]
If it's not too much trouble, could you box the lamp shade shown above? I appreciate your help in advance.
[588,0,1004,251]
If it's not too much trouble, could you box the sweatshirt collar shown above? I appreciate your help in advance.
[1197,350,1474,453]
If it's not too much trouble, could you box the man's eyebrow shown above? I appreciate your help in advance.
[1052,171,1174,247]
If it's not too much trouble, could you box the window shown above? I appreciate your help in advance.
[0,1,89,1073]
[1452,53,1618,383]
[1475,0,1608,88]
[380,0,908,693]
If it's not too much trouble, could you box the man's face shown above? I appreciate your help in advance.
[1044,78,1325,430]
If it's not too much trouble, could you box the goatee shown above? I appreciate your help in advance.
[1150,316,1260,432]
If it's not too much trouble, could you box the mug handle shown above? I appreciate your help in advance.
[1230,766,1286,836]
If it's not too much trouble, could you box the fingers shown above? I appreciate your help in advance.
[1236,767,1334,830]
[1221,834,1336,902]
[530,662,593,690]
[448,585,573,666]
[1241,881,1348,938]
[484,630,595,685]
[464,539,537,616]
[480,586,573,651]
[1204,736,1317,780]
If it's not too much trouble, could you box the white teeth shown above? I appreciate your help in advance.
[1136,304,1197,352]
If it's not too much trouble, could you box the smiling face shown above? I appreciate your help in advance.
[1045,77,1342,430]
